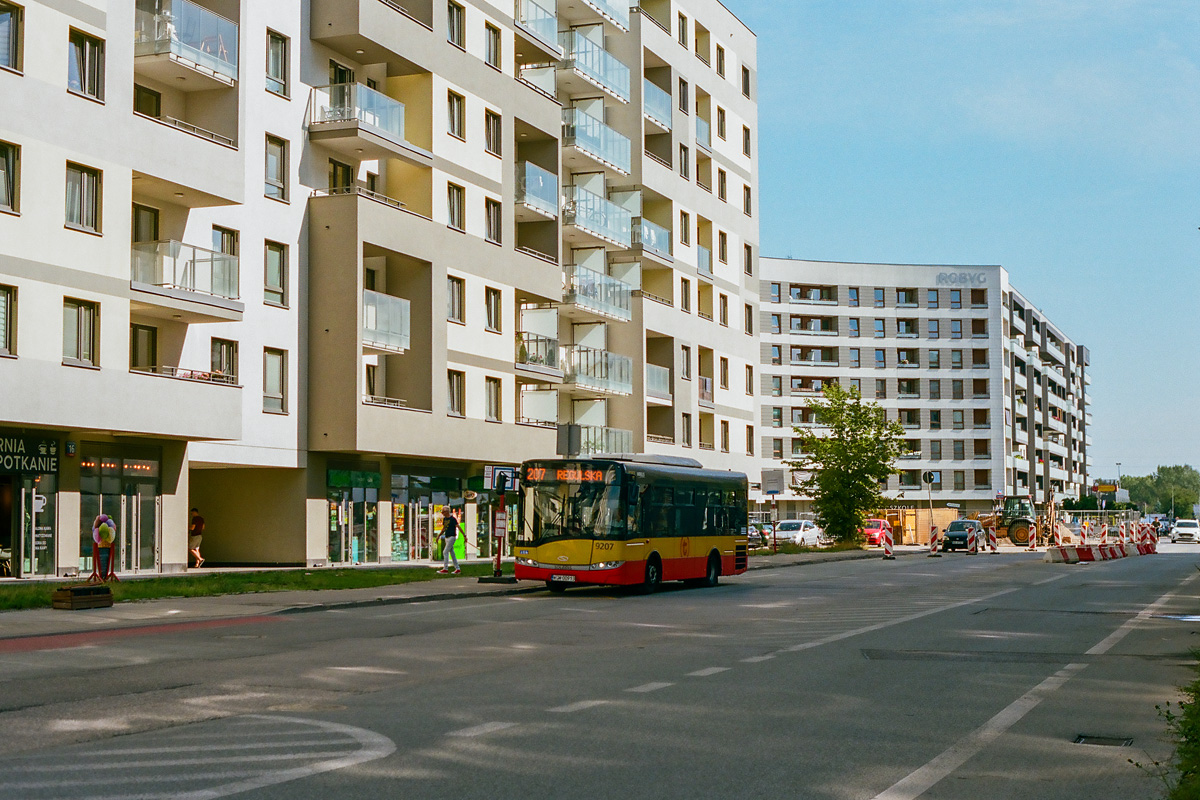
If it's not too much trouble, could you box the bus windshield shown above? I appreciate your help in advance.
[520,470,624,544]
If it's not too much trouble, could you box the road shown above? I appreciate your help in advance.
[2,547,1199,799]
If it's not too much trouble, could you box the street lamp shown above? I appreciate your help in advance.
[1115,462,1122,488]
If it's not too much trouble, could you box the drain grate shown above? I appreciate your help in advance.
[1074,734,1133,747]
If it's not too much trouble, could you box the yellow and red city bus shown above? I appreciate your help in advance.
[514,456,749,592]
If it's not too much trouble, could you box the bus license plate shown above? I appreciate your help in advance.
[550,574,576,583]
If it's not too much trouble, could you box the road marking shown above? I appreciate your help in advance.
[374,599,518,619]
[1033,574,1069,586]
[328,666,406,675]
[626,682,673,693]
[688,667,730,677]
[1086,571,1200,656]
[447,721,517,737]
[548,700,609,713]
[740,655,775,662]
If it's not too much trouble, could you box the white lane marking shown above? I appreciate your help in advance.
[548,700,609,713]
[74,739,349,756]
[1033,574,1069,586]
[740,655,775,663]
[447,722,517,737]
[626,682,673,693]
[688,667,730,677]
[9,751,360,771]
[328,666,406,675]
[1087,571,1200,656]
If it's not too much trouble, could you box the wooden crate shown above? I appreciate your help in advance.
[52,584,114,610]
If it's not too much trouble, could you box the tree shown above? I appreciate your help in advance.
[786,382,904,543]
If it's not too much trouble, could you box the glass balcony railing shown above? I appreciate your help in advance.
[643,79,672,130]
[131,240,239,300]
[310,83,406,143]
[517,332,560,369]
[563,107,631,174]
[517,0,560,47]
[516,161,559,218]
[581,0,630,30]
[698,376,714,404]
[696,116,711,149]
[362,290,411,351]
[562,345,633,395]
[564,264,632,321]
[698,245,713,276]
[633,217,672,259]
[563,185,632,247]
[134,0,238,82]
[579,425,633,455]
[560,30,630,102]
[518,64,557,96]
[646,364,672,399]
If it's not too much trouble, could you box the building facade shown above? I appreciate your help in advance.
[0,0,756,576]
[757,259,1090,517]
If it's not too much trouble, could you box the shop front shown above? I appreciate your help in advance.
[327,464,380,565]
[78,444,162,575]
[389,473,514,564]
[0,430,60,578]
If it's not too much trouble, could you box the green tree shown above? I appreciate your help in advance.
[786,382,904,543]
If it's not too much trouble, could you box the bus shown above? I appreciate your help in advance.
[514,455,749,592]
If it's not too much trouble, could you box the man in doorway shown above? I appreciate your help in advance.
[189,508,205,568]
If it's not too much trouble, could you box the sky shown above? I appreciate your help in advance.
[728,0,1200,480]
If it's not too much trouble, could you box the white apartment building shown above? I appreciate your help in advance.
[0,0,756,577]
[757,259,1091,517]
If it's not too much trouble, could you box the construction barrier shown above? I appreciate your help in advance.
[967,525,977,554]
[928,524,941,557]
[882,525,894,560]
[1044,541,1158,564]
[987,526,998,554]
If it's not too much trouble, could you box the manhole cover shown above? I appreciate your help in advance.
[1074,734,1133,747]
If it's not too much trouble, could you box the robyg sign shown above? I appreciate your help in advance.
[936,272,987,286]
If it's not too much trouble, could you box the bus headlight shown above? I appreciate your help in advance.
[516,557,536,566]
[592,561,624,570]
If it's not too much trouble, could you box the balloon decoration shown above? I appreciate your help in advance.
[93,513,116,546]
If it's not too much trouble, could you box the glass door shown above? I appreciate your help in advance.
[18,475,56,577]
[328,489,348,564]
[119,480,159,573]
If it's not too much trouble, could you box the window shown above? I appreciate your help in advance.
[971,288,987,308]
[448,91,465,138]
[952,440,965,460]
[930,410,941,430]
[849,378,860,392]
[129,323,157,372]
[485,376,502,421]
[873,287,885,307]
[848,318,859,338]
[743,185,752,215]
[741,65,751,97]
[68,29,104,100]
[772,439,783,459]
[769,344,781,364]
[972,349,988,368]
[951,349,963,369]
[329,159,353,190]
[950,319,962,339]
[875,379,886,399]
[898,348,918,367]
[266,31,288,95]
[716,107,726,139]
[715,44,725,76]
[719,356,728,389]
[719,294,728,326]
[0,284,13,355]
[742,125,751,156]
[211,338,237,381]
[678,78,689,112]
[769,282,781,303]
[677,12,688,46]
[953,410,965,430]
[971,319,987,338]
[212,227,238,261]
[720,420,729,452]
[897,318,917,336]
[849,348,860,368]
[929,440,942,460]
[65,162,101,232]
[264,241,287,306]
[447,1,465,47]
[0,139,18,212]
[133,83,160,117]
[680,345,691,379]
[485,286,502,332]
[848,287,859,307]
[896,287,917,306]
[954,471,965,491]
[974,437,990,457]
[717,168,727,201]
[899,409,919,428]
[950,289,962,309]
[717,231,728,263]
[928,319,939,339]
[769,314,781,334]
[485,23,501,67]
[745,364,754,394]
[771,376,782,396]
[679,144,689,179]
[927,288,939,309]
[744,303,753,335]
[929,349,940,369]
[679,211,690,245]
[973,379,989,398]
[681,413,692,447]
[485,197,502,243]
[898,378,918,396]
[447,276,465,322]
[680,277,691,312]
[265,135,288,200]
[447,183,465,230]
[0,2,22,72]
[874,319,885,338]
[263,348,287,412]
[974,469,991,489]
[744,243,753,275]
[746,425,755,455]
[874,349,886,369]
[929,379,941,400]
[447,369,465,416]
[484,109,502,155]
[952,379,964,400]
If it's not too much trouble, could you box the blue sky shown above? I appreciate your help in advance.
[731,0,1200,479]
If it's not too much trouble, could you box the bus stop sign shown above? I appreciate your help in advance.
[762,469,785,495]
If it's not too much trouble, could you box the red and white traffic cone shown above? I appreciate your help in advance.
[882,525,894,560]
[988,526,998,553]
[928,523,941,557]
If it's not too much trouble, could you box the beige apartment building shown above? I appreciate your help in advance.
[0,0,757,576]
[757,259,1091,518]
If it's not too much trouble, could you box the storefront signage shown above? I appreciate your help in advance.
[0,434,59,474]
[936,271,988,286]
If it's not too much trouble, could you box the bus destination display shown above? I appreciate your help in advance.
[524,466,606,483]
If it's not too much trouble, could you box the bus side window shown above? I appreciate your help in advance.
[625,482,640,537]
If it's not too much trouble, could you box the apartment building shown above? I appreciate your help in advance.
[757,259,1091,517]
[0,0,756,577]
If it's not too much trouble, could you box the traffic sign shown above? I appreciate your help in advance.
[484,466,519,492]
[761,468,785,495]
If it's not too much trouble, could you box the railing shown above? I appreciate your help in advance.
[134,0,238,82]
[579,425,633,455]
[646,364,672,399]
[561,344,633,395]
[562,185,632,247]
[647,433,674,445]
[364,395,408,408]
[563,107,631,173]
[132,365,237,385]
[581,0,630,30]
[518,64,557,98]
[564,264,632,320]
[643,79,672,130]
[698,441,715,451]
[696,116,711,149]
[516,161,559,218]
[362,290,411,351]
[516,0,560,49]
[560,30,630,102]
[131,240,239,300]
[698,245,712,276]
[635,289,671,307]
[310,83,406,144]
[633,217,672,259]
[517,415,557,428]
[698,376,714,404]
[517,332,560,369]
[135,111,235,146]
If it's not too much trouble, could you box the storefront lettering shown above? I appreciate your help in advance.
[936,272,988,286]
[0,435,60,474]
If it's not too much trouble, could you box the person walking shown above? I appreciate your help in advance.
[437,505,460,574]
[189,508,205,568]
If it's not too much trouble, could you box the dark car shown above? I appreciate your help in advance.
[943,519,982,552]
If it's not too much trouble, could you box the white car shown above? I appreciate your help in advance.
[1172,519,1199,543]
[776,519,823,546]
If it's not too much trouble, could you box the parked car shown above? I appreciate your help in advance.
[748,523,772,547]
[859,518,892,547]
[942,519,982,552]
[1171,519,1199,544]
[777,519,822,547]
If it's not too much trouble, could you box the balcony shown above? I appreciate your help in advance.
[134,0,238,89]
[559,31,630,103]
[515,0,562,59]
[308,83,432,165]
[643,79,672,131]
[579,425,633,455]
[562,264,632,322]
[696,117,711,151]
[130,240,243,322]
[131,364,238,386]
[632,217,672,262]
[646,364,672,403]
[362,290,411,353]
[698,376,714,408]
[697,245,713,277]
[562,107,631,175]
[562,344,633,396]
[516,161,559,221]
[563,185,632,248]
[516,332,563,381]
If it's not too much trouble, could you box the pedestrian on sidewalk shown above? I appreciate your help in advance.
[437,505,460,574]
[189,508,205,568]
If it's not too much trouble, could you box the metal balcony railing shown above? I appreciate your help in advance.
[134,0,238,81]
[131,240,239,300]
[564,264,632,321]
[517,332,560,369]
[563,107,631,173]
[562,344,633,395]
[516,161,559,218]
[362,290,411,351]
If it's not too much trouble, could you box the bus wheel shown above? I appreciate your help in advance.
[642,556,662,593]
[546,581,567,593]
[702,554,720,587]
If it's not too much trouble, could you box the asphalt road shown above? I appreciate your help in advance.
[3,547,1200,799]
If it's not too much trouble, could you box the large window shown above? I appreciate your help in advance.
[485,23,501,67]
[263,348,287,413]
[447,1,465,47]
[264,241,287,306]
[447,276,465,322]
[447,183,464,230]
[447,91,465,139]
[129,324,157,372]
[65,162,101,232]
[485,376,502,421]
[0,139,18,212]
[0,284,13,355]
[265,135,288,200]
[484,109,501,155]
[211,338,238,381]
[485,198,501,243]
[485,286,502,331]
[447,369,465,416]
[63,298,97,366]
[0,2,21,72]
[266,30,288,95]
[68,29,104,100]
